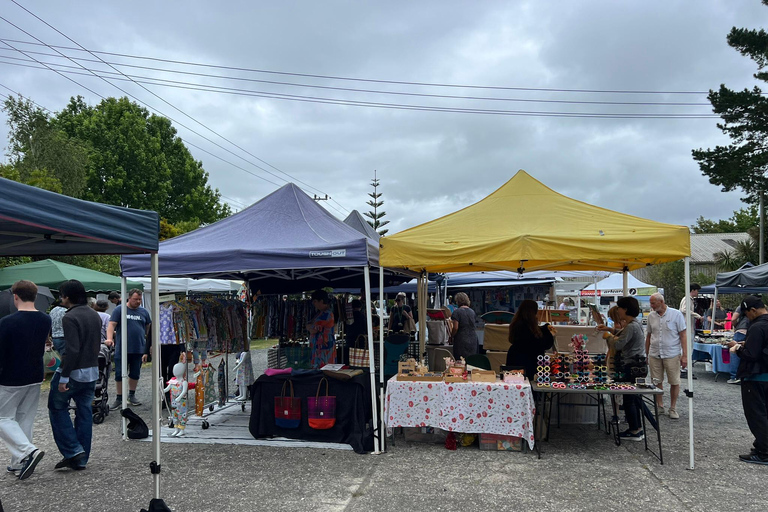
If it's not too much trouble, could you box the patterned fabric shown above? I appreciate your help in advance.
[159,304,176,345]
[309,309,335,369]
[168,378,188,428]
[50,306,67,338]
[384,378,536,449]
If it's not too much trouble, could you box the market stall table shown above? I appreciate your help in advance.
[692,342,740,381]
[249,370,374,454]
[533,384,664,463]
[384,377,536,449]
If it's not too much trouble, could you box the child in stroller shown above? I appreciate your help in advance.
[92,343,112,424]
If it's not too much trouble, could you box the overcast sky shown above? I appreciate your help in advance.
[1,1,766,233]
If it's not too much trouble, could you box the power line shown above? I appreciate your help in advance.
[4,4,350,215]
[0,13,348,217]
[0,57,719,119]
[0,36,721,96]
[0,46,714,107]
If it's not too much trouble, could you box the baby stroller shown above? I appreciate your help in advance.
[92,343,112,424]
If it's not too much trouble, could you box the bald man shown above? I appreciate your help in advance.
[646,293,687,420]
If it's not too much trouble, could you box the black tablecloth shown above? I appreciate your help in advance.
[249,370,374,454]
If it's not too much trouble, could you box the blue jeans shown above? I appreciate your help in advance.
[48,373,95,464]
[732,332,746,379]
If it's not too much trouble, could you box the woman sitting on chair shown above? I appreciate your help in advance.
[506,300,554,380]
[451,292,479,360]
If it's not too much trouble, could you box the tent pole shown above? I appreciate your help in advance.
[151,254,162,498]
[379,267,385,452]
[419,272,427,358]
[684,257,695,470]
[711,288,719,332]
[363,266,381,454]
[121,276,128,439]
[622,269,628,296]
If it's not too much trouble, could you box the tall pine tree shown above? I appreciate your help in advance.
[363,170,389,236]
[692,0,768,203]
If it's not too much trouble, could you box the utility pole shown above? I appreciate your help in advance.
[760,191,764,264]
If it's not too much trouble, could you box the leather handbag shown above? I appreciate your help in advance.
[274,380,301,428]
[349,335,370,368]
[307,378,336,430]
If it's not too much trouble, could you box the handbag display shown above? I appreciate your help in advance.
[349,334,370,368]
[274,380,301,428]
[307,377,336,430]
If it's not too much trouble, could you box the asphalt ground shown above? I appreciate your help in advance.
[1,352,766,512]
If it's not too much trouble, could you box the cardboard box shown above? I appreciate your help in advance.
[403,426,448,444]
[478,433,523,452]
[483,324,511,351]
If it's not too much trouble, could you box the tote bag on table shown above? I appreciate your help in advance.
[274,380,301,428]
[307,377,336,430]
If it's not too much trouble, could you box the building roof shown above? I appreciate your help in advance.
[690,232,751,263]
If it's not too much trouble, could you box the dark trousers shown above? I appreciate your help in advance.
[741,380,768,455]
[624,395,643,431]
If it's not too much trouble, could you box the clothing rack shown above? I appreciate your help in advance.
[158,295,249,429]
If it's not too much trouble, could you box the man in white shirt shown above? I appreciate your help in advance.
[646,293,687,419]
[679,283,701,327]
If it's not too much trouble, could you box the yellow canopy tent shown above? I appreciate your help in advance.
[380,170,690,273]
[378,170,697,469]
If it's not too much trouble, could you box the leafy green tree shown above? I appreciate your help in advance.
[2,96,88,197]
[691,207,758,233]
[53,96,230,224]
[645,260,685,308]
[363,170,389,236]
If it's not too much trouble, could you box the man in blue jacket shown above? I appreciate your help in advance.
[728,295,768,465]
[0,280,49,480]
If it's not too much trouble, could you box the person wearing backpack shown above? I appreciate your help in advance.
[728,295,768,465]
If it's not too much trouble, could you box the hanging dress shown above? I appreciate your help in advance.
[310,309,336,368]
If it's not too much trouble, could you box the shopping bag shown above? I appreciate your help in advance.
[307,378,336,429]
[349,335,370,367]
[274,380,301,428]
[43,347,62,374]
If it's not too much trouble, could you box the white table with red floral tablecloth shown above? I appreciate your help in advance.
[384,377,536,449]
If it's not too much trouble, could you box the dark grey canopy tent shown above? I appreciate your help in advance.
[0,177,164,505]
[700,262,768,295]
[121,183,411,453]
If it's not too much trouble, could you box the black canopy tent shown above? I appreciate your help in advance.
[700,263,768,331]
[0,177,164,504]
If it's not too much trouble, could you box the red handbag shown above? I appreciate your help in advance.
[307,378,336,430]
[274,380,301,428]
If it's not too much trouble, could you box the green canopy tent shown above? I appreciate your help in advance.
[0,259,143,292]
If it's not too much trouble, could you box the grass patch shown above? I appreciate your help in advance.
[250,338,279,350]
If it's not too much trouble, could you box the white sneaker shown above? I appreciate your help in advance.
[727,378,741,384]
[657,406,666,415]
[668,408,680,419]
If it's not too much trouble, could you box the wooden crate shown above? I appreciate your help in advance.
[478,433,523,452]
[397,373,444,381]
[471,370,497,382]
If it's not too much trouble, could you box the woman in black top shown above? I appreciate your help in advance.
[506,300,554,380]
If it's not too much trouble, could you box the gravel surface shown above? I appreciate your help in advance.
[1,353,765,512]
